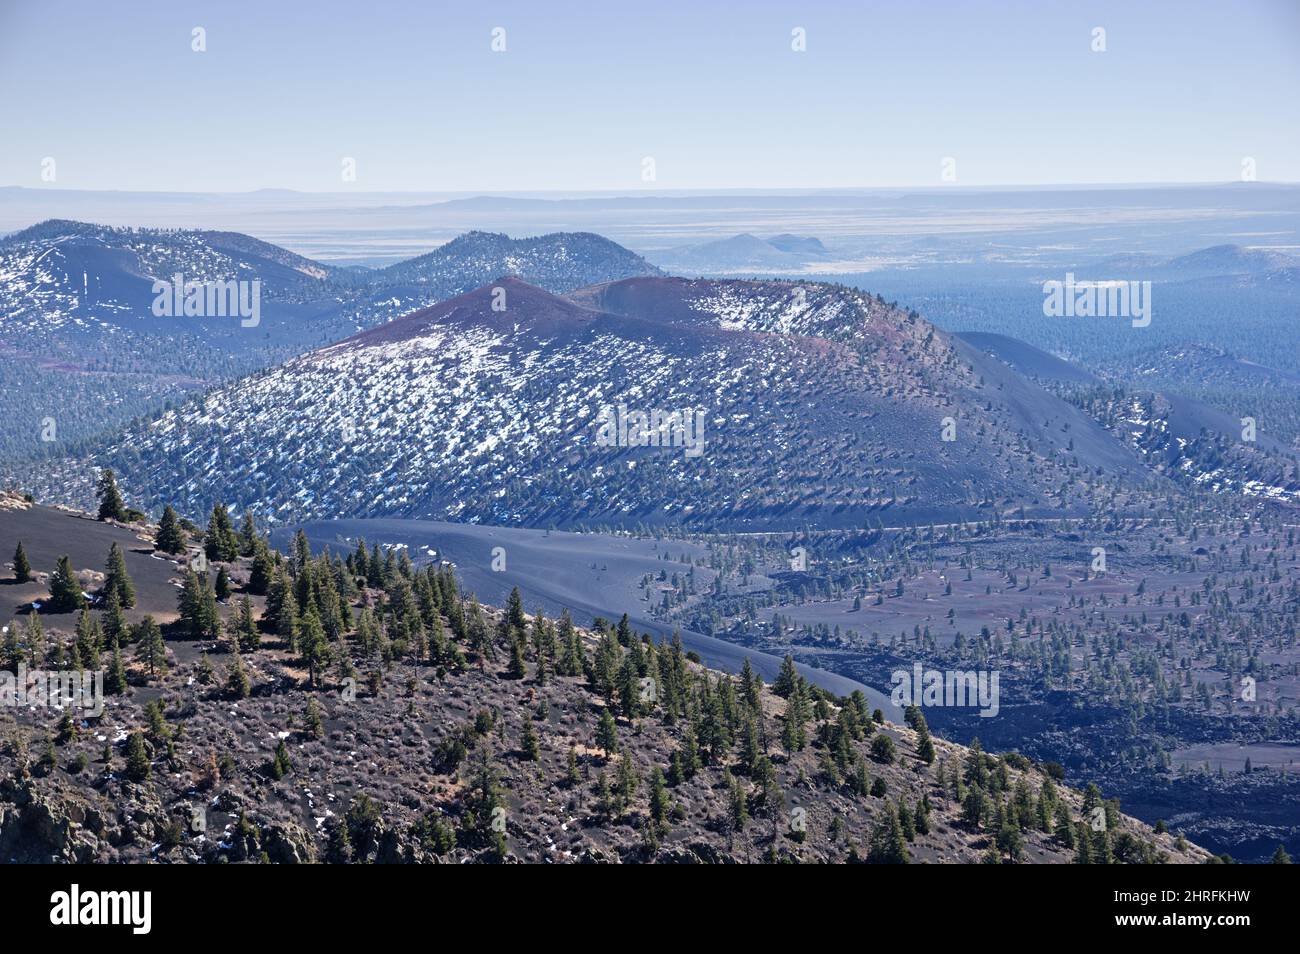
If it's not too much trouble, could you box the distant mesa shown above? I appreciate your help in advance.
[650,232,829,273]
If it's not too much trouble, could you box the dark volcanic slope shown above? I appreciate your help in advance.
[0,500,1209,865]
[269,517,895,713]
[60,275,1153,530]
[0,499,182,622]
[957,332,1101,386]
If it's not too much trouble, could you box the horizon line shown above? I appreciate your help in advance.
[2,180,1297,198]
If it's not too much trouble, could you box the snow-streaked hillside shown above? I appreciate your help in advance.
[56,276,1151,529]
[377,229,663,292]
[0,222,662,461]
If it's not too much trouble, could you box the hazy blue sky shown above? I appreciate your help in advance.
[2,0,1297,192]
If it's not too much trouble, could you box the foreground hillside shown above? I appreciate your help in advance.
[66,275,1151,530]
[0,496,1207,863]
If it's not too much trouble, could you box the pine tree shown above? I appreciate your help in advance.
[867,804,910,863]
[95,469,127,522]
[143,699,171,744]
[739,657,762,712]
[2,622,21,670]
[1270,844,1292,864]
[270,739,292,779]
[520,720,540,761]
[298,605,330,688]
[103,542,136,608]
[196,651,215,685]
[1074,823,1092,863]
[1092,825,1113,864]
[898,799,916,840]
[56,709,77,744]
[177,569,218,640]
[204,504,239,562]
[262,565,288,628]
[74,609,101,669]
[506,636,526,680]
[304,697,324,738]
[293,529,312,574]
[466,599,493,666]
[596,708,619,758]
[133,615,167,678]
[235,596,259,653]
[727,773,748,833]
[566,745,581,786]
[1054,801,1075,847]
[39,736,56,774]
[226,641,250,699]
[963,787,988,830]
[277,579,300,653]
[177,568,203,635]
[914,797,931,835]
[774,653,799,697]
[47,555,83,612]
[214,566,231,601]
[504,586,526,633]
[427,610,450,666]
[25,612,45,666]
[850,759,871,797]
[617,655,641,717]
[556,609,581,676]
[997,819,1024,862]
[1036,785,1055,832]
[248,543,273,595]
[964,736,989,787]
[915,730,936,763]
[100,587,128,649]
[649,767,670,830]
[324,816,352,862]
[238,512,259,557]
[125,731,150,781]
[11,541,31,583]
[155,504,186,554]
[596,771,616,816]
[105,639,128,695]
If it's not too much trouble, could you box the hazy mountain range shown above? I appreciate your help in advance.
[0,221,661,460]
[6,217,1298,526]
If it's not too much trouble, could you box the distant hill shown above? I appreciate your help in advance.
[951,334,1300,499]
[1126,343,1300,392]
[0,222,661,463]
[375,230,662,293]
[1071,386,1300,503]
[1164,244,1296,275]
[766,234,829,255]
[651,233,828,273]
[41,275,1151,530]
[1096,343,1300,447]
[1083,243,1297,280]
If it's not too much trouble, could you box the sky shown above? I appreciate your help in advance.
[1,0,1297,192]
